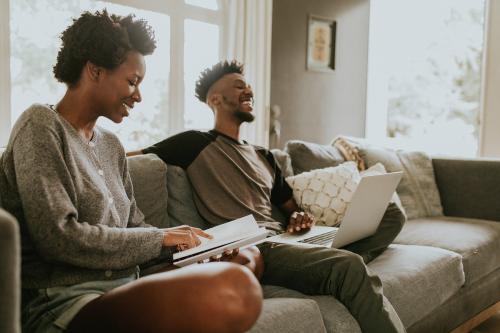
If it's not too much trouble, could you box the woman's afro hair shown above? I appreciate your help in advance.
[53,9,156,86]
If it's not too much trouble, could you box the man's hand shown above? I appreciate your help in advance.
[287,211,315,233]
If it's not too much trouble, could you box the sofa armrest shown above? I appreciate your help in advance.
[432,158,500,221]
[0,208,21,333]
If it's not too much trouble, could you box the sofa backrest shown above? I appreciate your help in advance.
[285,140,345,174]
[359,147,443,220]
[284,138,444,220]
[433,157,500,221]
[127,152,291,230]
[165,165,211,229]
[127,153,211,229]
[127,154,170,228]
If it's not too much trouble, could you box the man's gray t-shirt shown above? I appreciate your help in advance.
[144,130,293,233]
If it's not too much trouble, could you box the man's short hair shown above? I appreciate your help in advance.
[195,60,244,103]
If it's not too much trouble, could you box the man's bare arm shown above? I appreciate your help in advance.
[280,197,299,216]
[126,150,144,157]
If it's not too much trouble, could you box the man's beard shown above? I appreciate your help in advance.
[235,109,255,123]
[222,95,255,123]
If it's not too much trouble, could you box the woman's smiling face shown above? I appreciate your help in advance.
[94,50,146,123]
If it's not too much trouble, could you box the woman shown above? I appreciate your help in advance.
[0,10,262,333]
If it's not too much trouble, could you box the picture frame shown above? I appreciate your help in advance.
[306,15,336,72]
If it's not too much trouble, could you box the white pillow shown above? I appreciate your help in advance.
[286,162,403,227]
[285,162,361,227]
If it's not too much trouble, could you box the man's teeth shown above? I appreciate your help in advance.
[122,103,130,111]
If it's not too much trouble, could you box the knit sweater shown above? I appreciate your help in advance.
[0,104,168,289]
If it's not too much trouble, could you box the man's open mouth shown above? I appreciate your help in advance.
[240,96,254,108]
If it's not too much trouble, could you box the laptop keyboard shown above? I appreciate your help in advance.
[298,230,338,246]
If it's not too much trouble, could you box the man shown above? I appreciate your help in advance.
[134,61,407,332]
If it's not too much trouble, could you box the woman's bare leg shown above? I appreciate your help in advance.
[67,262,263,333]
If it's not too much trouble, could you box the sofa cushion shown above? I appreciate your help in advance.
[368,244,464,328]
[128,154,169,228]
[407,266,500,333]
[285,162,360,226]
[166,165,211,230]
[263,244,464,331]
[284,140,344,175]
[271,149,294,178]
[394,216,500,286]
[249,298,327,333]
[262,285,361,333]
[359,147,443,220]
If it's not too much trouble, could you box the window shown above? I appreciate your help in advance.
[3,0,224,150]
[366,0,487,157]
[185,0,218,11]
[184,19,219,129]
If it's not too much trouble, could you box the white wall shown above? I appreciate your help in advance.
[480,0,500,157]
[270,0,370,147]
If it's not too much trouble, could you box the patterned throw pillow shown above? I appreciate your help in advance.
[285,162,361,227]
[286,162,403,227]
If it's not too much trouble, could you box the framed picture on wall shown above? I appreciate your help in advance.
[306,15,336,72]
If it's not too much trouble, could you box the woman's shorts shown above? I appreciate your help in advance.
[22,273,137,333]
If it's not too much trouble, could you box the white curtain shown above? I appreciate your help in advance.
[221,0,273,147]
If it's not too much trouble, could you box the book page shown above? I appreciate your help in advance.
[173,215,263,260]
[200,215,260,243]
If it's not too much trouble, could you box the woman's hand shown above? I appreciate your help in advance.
[208,246,264,280]
[162,226,213,251]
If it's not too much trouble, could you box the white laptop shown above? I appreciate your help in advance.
[266,171,403,248]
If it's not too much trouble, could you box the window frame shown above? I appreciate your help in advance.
[479,0,500,156]
[0,0,224,146]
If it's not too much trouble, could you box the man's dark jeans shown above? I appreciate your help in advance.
[259,202,407,333]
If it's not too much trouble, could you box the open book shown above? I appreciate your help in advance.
[173,215,269,267]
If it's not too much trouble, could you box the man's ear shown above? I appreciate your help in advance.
[85,61,102,82]
[207,93,221,107]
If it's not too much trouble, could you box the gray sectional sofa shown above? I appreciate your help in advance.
[1,138,500,333]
